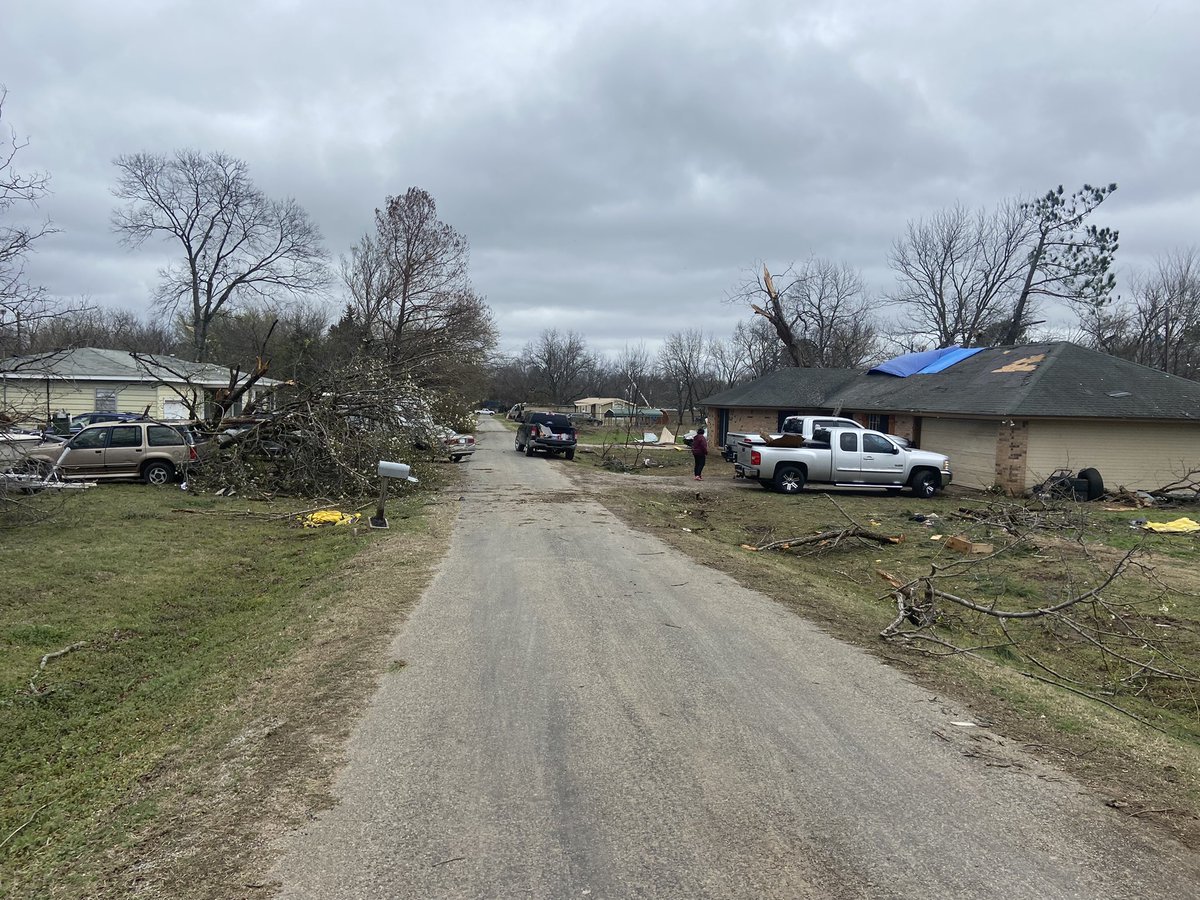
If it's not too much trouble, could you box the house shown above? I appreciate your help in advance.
[573,397,630,419]
[0,347,278,425]
[701,342,1200,494]
[603,406,666,426]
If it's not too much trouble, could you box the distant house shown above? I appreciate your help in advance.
[701,342,1200,494]
[0,347,278,425]
[603,406,665,426]
[573,397,629,419]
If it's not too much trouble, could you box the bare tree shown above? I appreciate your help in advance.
[887,201,1030,348]
[730,317,784,379]
[524,328,594,404]
[706,334,747,388]
[658,329,715,426]
[111,150,328,362]
[1076,249,1200,379]
[732,258,877,367]
[614,341,656,402]
[0,87,58,357]
[24,306,178,355]
[341,188,496,383]
[206,300,334,382]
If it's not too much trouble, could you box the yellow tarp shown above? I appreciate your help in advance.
[301,510,361,528]
[1142,517,1200,534]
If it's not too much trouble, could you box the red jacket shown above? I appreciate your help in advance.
[692,434,708,456]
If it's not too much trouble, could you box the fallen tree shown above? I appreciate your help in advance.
[189,356,449,499]
[876,536,1200,729]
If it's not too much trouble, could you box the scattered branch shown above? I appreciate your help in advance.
[28,640,88,694]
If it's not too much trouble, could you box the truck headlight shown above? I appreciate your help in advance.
[941,459,951,472]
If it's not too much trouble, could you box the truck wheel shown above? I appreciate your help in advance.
[525,442,535,457]
[773,465,806,494]
[143,460,175,486]
[565,449,575,460]
[1078,467,1104,501]
[515,438,523,452]
[911,471,939,498]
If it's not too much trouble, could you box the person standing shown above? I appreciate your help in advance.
[691,426,708,480]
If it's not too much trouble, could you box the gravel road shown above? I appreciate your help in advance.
[271,418,1200,899]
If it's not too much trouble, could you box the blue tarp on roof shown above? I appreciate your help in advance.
[870,346,986,377]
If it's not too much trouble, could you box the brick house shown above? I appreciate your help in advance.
[701,342,1200,494]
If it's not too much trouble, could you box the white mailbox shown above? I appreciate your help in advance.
[377,460,418,482]
[371,460,419,529]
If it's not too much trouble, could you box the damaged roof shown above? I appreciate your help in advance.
[703,342,1200,421]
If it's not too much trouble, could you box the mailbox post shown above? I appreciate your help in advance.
[371,460,419,529]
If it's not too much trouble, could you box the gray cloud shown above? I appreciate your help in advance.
[4,0,1199,357]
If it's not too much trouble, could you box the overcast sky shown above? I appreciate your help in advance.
[3,1,1198,357]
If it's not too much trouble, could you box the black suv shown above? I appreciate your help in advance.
[515,413,577,459]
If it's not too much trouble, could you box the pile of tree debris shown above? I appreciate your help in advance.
[188,357,456,500]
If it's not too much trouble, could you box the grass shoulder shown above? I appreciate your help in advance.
[0,480,456,897]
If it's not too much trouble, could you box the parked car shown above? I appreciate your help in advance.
[441,428,476,462]
[69,411,146,432]
[22,421,198,484]
[515,413,577,459]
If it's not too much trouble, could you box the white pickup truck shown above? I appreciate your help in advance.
[736,426,952,497]
[719,416,862,462]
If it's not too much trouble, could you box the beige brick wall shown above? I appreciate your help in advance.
[890,414,917,442]
[994,420,1029,496]
[1026,420,1200,492]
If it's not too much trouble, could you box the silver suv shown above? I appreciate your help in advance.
[25,421,197,484]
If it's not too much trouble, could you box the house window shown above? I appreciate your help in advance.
[95,389,118,412]
[867,414,889,432]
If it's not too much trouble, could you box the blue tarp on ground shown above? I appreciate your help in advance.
[869,346,985,377]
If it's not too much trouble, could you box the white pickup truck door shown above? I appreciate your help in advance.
[832,431,862,477]
[860,432,906,482]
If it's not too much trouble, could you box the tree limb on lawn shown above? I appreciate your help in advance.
[28,640,87,695]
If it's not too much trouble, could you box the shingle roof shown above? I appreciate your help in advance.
[704,343,1200,422]
[701,367,860,409]
[0,347,278,387]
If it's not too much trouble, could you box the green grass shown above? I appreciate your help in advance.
[0,485,413,897]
